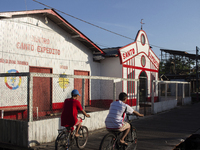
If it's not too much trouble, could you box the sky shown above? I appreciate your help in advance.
[1,0,200,59]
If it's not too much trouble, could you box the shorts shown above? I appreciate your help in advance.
[107,122,130,132]
[75,117,82,126]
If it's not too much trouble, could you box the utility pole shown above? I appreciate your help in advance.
[196,46,199,101]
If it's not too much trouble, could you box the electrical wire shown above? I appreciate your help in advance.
[33,0,134,41]
[32,0,167,50]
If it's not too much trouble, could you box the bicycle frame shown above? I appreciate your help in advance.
[55,115,89,150]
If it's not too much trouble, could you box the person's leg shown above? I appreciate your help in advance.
[74,118,82,137]
[119,122,130,145]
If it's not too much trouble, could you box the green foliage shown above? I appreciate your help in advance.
[159,57,195,75]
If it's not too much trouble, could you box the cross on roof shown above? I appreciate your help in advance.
[140,19,145,29]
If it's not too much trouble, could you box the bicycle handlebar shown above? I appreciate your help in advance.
[78,114,90,120]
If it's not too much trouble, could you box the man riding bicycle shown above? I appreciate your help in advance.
[105,92,144,145]
[61,89,90,137]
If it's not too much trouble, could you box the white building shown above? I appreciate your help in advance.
[94,30,160,106]
[0,9,159,120]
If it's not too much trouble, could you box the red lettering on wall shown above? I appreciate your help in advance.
[16,41,61,55]
[16,42,34,51]
[149,51,159,68]
[37,46,60,55]
[0,58,28,65]
[122,48,135,60]
[32,36,50,44]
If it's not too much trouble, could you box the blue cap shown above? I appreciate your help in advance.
[71,89,81,96]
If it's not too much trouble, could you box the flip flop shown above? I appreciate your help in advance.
[75,134,83,138]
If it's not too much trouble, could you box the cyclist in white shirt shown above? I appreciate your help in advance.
[105,92,144,145]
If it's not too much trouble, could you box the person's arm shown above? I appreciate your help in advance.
[81,109,90,117]
[133,111,144,117]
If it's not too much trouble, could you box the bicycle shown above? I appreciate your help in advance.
[99,114,137,150]
[55,116,89,150]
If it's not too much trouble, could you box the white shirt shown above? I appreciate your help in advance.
[105,100,134,129]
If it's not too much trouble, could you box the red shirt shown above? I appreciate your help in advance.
[61,98,83,127]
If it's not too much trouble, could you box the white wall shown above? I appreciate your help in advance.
[100,57,122,100]
[0,14,101,107]
[152,99,177,114]
[28,105,138,147]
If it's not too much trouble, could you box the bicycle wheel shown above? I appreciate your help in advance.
[99,133,117,150]
[132,127,137,144]
[55,131,71,150]
[76,126,89,149]
[125,127,137,150]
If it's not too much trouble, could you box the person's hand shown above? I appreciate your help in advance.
[139,114,144,117]
[86,114,90,118]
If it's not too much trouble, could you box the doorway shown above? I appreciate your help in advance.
[29,67,52,113]
[74,70,89,106]
[139,71,147,102]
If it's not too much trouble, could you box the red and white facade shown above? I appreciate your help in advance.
[119,30,160,103]
[0,9,159,120]
[99,30,160,106]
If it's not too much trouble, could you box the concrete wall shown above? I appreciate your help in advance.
[28,105,138,147]
[100,57,122,100]
[28,110,109,147]
[152,99,177,114]
[183,97,191,105]
[152,97,192,114]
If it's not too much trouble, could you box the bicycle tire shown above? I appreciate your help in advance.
[55,130,71,150]
[99,132,117,150]
[76,126,89,149]
[125,127,137,150]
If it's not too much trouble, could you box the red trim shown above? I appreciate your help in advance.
[123,51,159,70]
[148,49,160,69]
[119,41,137,51]
[52,102,63,110]
[124,65,158,73]
[0,9,105,55]
[141,55,146,67]
[149,48,160,61]
[0,105,27,109]
[146,96,159,102]
[141,33,146,46]
[90,99,113,108]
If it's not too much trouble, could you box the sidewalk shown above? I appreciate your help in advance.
[33,102,200,150]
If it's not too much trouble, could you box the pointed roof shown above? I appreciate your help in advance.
[0,9,105,54]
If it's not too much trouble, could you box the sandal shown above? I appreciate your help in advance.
[75,134,83,138]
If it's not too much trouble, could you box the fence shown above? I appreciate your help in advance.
[0,72,192,147]
[0,72,140,147]
[0,72,140,122]
[151,80,191,114]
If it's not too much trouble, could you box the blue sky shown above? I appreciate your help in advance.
[1,0,200,58]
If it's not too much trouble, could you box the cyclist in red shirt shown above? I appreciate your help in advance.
[61,89,90,137]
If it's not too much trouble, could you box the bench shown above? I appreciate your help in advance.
[0,106,27,119]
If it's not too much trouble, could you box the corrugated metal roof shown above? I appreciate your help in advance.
[160,49,199,60]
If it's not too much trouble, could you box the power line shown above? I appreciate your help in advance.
[32,0,173,50]
[33,0,134,41]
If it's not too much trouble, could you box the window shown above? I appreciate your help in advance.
[127,70,135,94]
[141,34,145,45]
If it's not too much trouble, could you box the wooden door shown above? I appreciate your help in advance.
[74,70,89,106]
[30,67,52,112]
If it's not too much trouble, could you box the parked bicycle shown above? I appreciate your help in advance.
[99,114,137,150]
[55,115,89,150]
